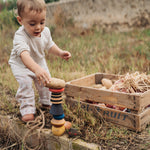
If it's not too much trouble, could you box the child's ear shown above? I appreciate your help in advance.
[17,16,22,25]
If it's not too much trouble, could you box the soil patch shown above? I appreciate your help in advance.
[1,84,150,150]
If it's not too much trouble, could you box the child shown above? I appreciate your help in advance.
[8,0,71,122]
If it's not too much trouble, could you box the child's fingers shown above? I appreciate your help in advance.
[37,75,50,86]
[64,57,69,61]
[38,77,47,86]
[64,55,70,60]
[37,79,42,86]
[42,78,47,86]
[43,74,51,84]
[64,52,71,59]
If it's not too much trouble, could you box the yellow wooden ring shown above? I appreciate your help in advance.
[52,125,65,136]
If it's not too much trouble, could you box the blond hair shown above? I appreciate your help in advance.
[17,0,46,17]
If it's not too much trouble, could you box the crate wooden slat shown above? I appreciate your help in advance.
[64,73,150,131]
[65,96,150,131]
[67,73,96,86]
[65,84,142,111]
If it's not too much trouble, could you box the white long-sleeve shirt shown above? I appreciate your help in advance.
[9,26,54,76]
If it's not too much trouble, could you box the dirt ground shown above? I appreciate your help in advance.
[57,109,150,150]
[1,104,150,150]
[1,84,150,150]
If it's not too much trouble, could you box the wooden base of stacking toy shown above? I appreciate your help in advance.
[52,125,65,136]
[51,118,66,136]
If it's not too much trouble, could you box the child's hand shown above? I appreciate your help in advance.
[60,50,71,61]
[35,67,51,86]
[20,51,51,86]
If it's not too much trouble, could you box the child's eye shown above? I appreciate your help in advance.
[29,23,35,26]
[40,22,45,25]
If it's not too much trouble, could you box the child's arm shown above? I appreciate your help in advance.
[20,51,51,84]
[49,44,71,61]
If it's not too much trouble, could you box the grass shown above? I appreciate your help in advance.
[1,9,150,149]
[51,29,150,78]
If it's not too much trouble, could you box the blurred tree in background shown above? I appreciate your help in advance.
[0,0,59,29]
[45,0,59,3]
[0,0,59,11]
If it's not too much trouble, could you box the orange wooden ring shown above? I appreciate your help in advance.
[49,88,64,93]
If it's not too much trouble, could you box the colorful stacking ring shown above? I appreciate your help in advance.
[49,88,64,93]
[53,114,65,120]
[50,104,64,115]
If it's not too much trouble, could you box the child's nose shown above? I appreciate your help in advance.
[35,24,41,30]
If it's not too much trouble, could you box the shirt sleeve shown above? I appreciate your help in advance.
[44,27,55,50]
[13,31,30,57]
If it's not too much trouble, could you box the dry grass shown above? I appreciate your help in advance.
[1,9,150,149]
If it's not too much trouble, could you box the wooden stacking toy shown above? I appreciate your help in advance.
[46,78,69,136]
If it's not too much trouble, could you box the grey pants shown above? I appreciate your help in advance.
[15,75,51,116]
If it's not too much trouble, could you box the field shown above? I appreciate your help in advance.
[1,10,150,149]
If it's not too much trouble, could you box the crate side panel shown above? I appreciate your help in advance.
[95,73,103,84]
[65,84,83,98]
[140,91,150,111]
[65,84,141,110]
[68,74,96,86]
[95,73,123,84]
[139,107,150,131]
[65,97,140,131]
[102,73,121,79]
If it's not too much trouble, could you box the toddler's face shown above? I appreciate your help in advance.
[17,9,46,37]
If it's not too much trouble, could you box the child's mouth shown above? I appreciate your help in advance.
[34,32,41,36]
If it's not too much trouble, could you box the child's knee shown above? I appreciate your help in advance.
[16,76,34,100]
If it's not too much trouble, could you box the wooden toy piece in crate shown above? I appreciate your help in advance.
[64,73,150,131]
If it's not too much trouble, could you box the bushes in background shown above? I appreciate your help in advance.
[45,0,59,3]
[0,0,17,11]
[0,0,59,11]
[0,0,60,29]
[0,9,18,29]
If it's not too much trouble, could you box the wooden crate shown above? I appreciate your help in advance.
[64,73,150,131]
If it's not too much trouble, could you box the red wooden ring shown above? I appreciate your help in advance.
[49,88,64,93]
